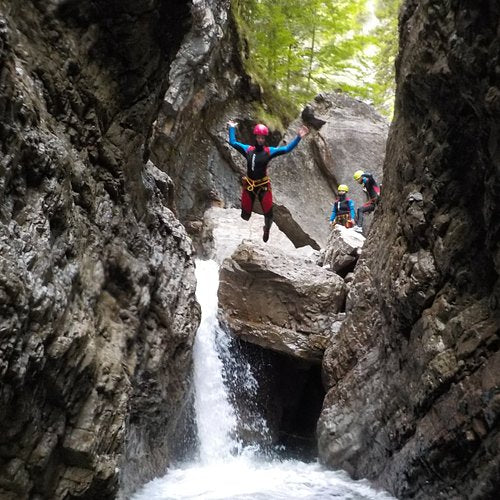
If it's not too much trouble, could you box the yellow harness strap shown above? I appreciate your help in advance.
[336,214,350,222]
[243,176,270,192]
[335,214,354,228]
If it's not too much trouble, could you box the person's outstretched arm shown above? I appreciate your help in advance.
[348,199,356,220]
[329,203,337,223]
[227,120,250,156]
[269,125,309,159]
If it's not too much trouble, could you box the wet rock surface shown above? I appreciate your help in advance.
[0,1,201,498]
[218,242,347,363]
[318,2,500,499]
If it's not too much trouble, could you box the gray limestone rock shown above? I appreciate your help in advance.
[317,2,500,499]
[218,242,347,363]
[0,1,200,499]
[322,225,365,276]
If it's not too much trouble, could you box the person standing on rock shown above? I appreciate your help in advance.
[227,120,309,242]
[353,170,381,233]
[329,184,356,228]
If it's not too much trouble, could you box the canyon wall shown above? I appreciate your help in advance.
[318,2,500,498]
[0,1,200,498]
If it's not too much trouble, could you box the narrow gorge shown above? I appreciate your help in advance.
[0,1,498,499]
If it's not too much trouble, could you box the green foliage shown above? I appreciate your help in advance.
[252,78,299,132]
[367,0,401,117]
[232,0,303,125]
[233,0,369,106]
[232,0,400,119]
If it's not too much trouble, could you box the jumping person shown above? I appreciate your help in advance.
[228,120,309,242]
[329,184,356,228]
[353,170,381,233]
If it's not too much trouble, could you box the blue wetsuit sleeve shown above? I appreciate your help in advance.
[268,135,301,158]
[329,203,337,222]
[348,199,356,220]
[229,126,250,156]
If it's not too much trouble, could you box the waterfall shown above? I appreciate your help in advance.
[192,259,239,462]
[131,259,395,500]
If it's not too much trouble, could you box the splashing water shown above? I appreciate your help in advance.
[131,260,395,500]
[192,260,240,462]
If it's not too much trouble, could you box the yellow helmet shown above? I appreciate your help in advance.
[337,184,349,193]
[353,170,364,181]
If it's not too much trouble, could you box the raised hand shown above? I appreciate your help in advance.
[227,120,238,128]
[298,125,309,138]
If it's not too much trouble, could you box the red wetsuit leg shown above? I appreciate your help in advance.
[241,186,254,220]
[259,184,273,214]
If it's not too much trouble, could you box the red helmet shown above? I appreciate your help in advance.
[253,124,269,136]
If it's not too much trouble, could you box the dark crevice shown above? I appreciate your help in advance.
[336,258,357,279]
[225,338,325,461]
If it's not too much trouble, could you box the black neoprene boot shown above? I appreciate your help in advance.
[263,216,272,243]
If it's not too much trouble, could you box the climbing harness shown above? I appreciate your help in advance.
[333,214,354,228]
[243,176,270,192]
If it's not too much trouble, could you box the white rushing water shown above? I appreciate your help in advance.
[192,260,239,463]
[131,259,394,500]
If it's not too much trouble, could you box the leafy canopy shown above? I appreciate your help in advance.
[233,0,400,118]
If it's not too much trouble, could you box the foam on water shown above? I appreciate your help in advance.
[132,456,393,500]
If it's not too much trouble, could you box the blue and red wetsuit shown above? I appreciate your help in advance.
[228,126,302,230]
[356,172,381,229]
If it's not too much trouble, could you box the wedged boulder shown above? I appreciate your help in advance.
[321,225,365,277]
[218,243,347,363]
[198,212,328,456]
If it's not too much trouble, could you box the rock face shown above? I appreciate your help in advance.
[0,1,202,499]
[219,243,347,363]
[271,93,388,246]
[318,2,500,499]
[321,225,365,277]
[153,69,388,249]
[150,0,244,221]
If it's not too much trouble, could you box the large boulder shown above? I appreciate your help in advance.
[218,243,347,363]
[317,2,500,499]
[321,225,365,277]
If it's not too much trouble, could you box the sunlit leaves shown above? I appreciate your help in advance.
[233,0,400,118]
